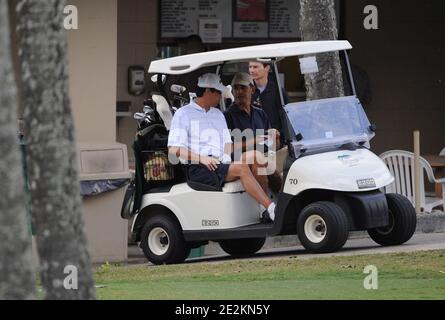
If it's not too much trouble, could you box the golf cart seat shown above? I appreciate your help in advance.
[186,179,245,193]
[222,180,245,193]
[185,166,245,193]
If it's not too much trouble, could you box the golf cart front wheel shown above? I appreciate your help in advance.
[297,201,349,253]
[140,214,191,265]
[219,238,266,257]
[368,193,417,246]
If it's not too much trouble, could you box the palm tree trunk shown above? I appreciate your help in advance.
[299,0,345,100]
[0,0,36,300]
[15,0,95,299]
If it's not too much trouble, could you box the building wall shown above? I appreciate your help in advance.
[117,0,159,164]
[343,0,445,155]
[68,0,118,143]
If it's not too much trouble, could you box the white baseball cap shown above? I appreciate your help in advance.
[197,73,227,93]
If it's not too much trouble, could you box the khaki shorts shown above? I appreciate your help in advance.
[266,146,288,174]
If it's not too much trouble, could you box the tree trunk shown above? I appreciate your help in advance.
[15,0,95,299]
[299,0,345,100]
[0,0,36,300]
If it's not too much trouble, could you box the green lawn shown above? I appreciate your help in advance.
[94,250,445,300]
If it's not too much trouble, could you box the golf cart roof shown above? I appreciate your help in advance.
[148,40,352,75]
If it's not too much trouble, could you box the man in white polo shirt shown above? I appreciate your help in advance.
[168,73,276,222]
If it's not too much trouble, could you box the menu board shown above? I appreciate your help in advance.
[270,0,300,38]
[160,0,232,38]
[160,0,301,40]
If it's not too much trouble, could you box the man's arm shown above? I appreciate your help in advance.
[168,146,220,171]
[268,128,281,150]
[232,137,257,154]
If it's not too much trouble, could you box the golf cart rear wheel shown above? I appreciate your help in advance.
[297,201,349,253]
[140,214,191,265]
[219,238,266,257]
[368,193,417,246]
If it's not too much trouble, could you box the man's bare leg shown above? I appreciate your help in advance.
[240,150,268,194]
[225,163,272,209]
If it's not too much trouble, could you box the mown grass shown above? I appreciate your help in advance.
[93,250,445,300]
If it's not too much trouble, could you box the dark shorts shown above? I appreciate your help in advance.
[188,163,231,188]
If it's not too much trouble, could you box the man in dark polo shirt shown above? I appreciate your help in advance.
[249,61,289,140]
[224,72,282,195]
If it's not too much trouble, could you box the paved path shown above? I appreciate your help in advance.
[127,232,445,265]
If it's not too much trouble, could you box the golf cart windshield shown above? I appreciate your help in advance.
[285,96,374,154]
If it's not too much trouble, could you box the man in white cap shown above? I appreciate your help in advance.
[168,73,276,222]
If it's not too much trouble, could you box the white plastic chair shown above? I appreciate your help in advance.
[440,147,445,156]
[379,150,445,212]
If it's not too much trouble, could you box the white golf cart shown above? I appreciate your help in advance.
[121,41,416,265]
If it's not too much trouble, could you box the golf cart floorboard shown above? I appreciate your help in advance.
[183,222,277,241]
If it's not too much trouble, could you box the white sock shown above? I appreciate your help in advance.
[267,203,276,221]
